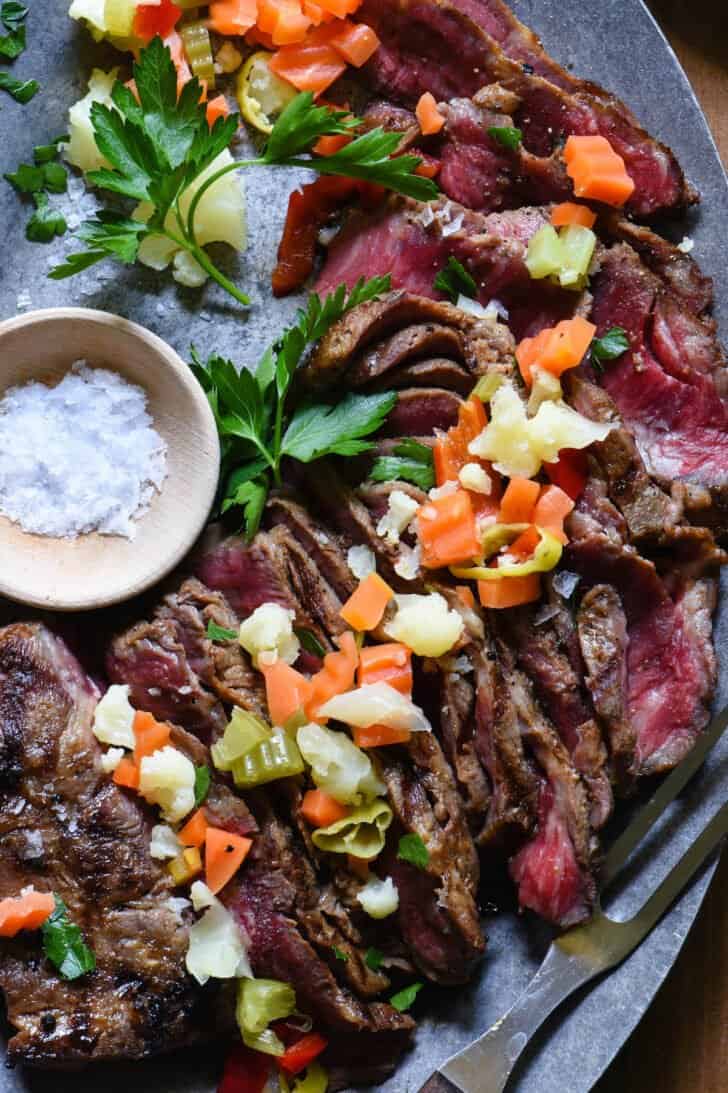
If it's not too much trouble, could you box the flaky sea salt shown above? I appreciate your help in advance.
[0,362,167,540]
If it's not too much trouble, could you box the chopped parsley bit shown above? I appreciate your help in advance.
[332,946,349,963]
[0,70,38,103]
[487,125,523,151]
[33,134,68,164]
[364,946,384,971]
[370,438,435,491]
[41,896,95,981]
[193,764,211,807]
[590,326,630,365]
[4,162,43,192]
[206,620,239,643]
[26,193,66,242]
[433,255,477,303]
[0,1,28,60]
[397,833,430,871]
[295,627,327,659]
[389,981,423,1012]
[41,161,68,194]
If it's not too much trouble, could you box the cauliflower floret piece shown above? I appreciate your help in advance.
[376,490,420,545]
[100,746,125,773]
[190,881,216,912]
[150,824,182,860]
[138,746,196,823]
[92,683,135,748]
[356,875,399,919]
[384,593,464,657]
[297,723,385,805]
[347,544,376,580]
[238,602,300,667]
[186,895,252,985]
[458,463,492,494]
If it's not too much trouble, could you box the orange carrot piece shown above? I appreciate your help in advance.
[270,0,312,45]
[340,572,394,631]
[316,0,361,16]
[133,710,171,765]
[261,659,314,727]
[300,788,349,827]
[209,0,258,34]
[313,133,352,154]
[507,525,541,561]
[0,891,55,937]
[516,317,596,385]
[433,397,498,518]
[498,476,540,524]
[205,827,253,895]
[306,630,359,720]
[550,201,596,228]
[328,20,379,66]
[478,573,541,609]
[134,0,181,42]
[164,29,193,96]
[456,585,476,610]
[515,326,553,386]
[113,756,140,790]
[178,808,208,848]
[417,489,480,569]
[357,642,412,695]
[533,484,574,543]
[269,26,348,94]
[352,724,412,748]
[415,157,440,178]
[303,0,334,22]
[245,24,277,47]
[563,134,635,207]
[416,91,445,136]
[206,95,230,127]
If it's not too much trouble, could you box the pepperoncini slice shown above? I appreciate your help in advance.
[451,527,563,580]
[236,977,296,1056]
[311,799,393,860]
[231,730,304,788]
[211,708,271,772]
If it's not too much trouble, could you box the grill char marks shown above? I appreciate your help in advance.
[0,623,236,1066]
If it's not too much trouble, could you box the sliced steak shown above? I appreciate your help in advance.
[0,623,232,1065]
[565,535,717,775]
[577,585,637,792]
[357,0,694,217]
[503,658,597,927]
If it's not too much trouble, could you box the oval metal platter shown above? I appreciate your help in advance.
[0,2,726,1091]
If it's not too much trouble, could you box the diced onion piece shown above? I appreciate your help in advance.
[190,880,216,911]
[458,462,492,494]
[347,544,376,580]
[529,398,613,465]
[237,50,297,134]
[296,723,385,805]
[356,875,399,919]
[92,683,136,748]
[171,249,207,287]
[64,67,119,173]
[384,592,464,657]
[527,366,563,415]
[150,823,182,860]
[376,489,420,545]
[186,895,252,985]
[238,602,300,667]
[317,683,432,733]
[100,746,125,773]
[138,746,196,823]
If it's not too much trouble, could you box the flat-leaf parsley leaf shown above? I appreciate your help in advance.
[397,833,429,870]
[42,896,96,980]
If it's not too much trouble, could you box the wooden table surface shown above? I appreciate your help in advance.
[597,3,727,1091]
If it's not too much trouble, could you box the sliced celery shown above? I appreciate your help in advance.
[236,978,296,1056]
[471,371,504,403]
[211,708,270,772]
[524,224,562,280]
[180,21,216,88]
[558,225,596,288]
[311,799,393,860]
[231,730,304,788]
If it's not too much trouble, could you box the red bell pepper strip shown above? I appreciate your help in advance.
[278,1032,328,1076]
[218,1044,271,1093]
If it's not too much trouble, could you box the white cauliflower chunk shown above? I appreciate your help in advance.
[190,881,216,912]
[64,68,119,173]
[150,824,182,861]
[384,593,464,657]
[100,747,125,773]
[376,490,420,545]
[394,542,421,581]
[138,746,196,823]
[458,463,491,494]
[357,876,399,919]
[296,723,385,805]
[92,684,136,749]
[186,896,252,985]
[347,544,376,580]
[238,602,300,667]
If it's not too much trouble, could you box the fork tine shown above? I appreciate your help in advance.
[601,705,728,888]
[625,801,728,934]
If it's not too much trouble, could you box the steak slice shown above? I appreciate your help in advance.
[577,585,637,792]
[0,623,231,1066]
[565,535,717,775]
[357,0,694,217]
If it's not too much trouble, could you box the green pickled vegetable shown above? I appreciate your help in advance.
[479,522,529,560]
[103,0,136,36]
[311,799,393,860]
[451,527,563,580]
[471,371,504,404]
[524,224,562,280]
[211,708,270,772]
[231,729,304,788]
[236,977,296,1056]
[279,1063,329,1093]
[557,224,596,287]
[180,21,215,88]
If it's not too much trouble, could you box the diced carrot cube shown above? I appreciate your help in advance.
[417,489,480,569]
[340,572,394,631]
[498,477,540,524]
[477,573,541,609]
[416,91,445,136]
[358,642,412,694]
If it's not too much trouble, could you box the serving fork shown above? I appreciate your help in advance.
[418,706,728,1093]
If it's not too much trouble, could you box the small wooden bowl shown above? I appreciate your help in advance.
[0,308,220,611]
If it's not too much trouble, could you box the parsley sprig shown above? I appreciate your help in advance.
[433,256,477,303]
[50,37,437,304]
[370,439,435,490]
[41,896,95,981]
[0,1,28,60]
[192,276,397,538]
